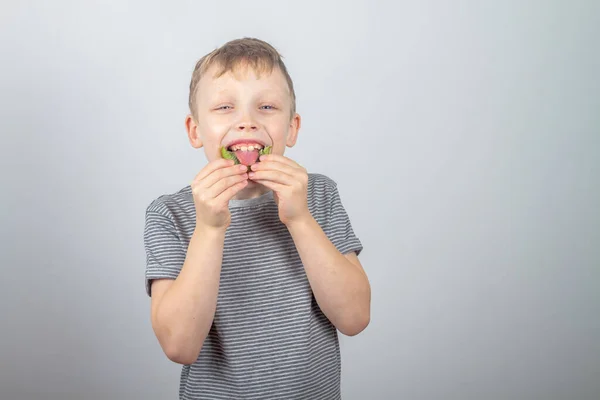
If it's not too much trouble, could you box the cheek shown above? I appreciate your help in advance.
[201,117,230,140]
[264,115,291,136]
[266,124,293,154]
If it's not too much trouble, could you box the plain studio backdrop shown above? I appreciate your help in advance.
[1,1,598,399]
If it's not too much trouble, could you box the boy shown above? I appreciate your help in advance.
[144,38,371,399]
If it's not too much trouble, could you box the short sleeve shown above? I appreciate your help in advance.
[143,208,187,296]
[325,182,363,256]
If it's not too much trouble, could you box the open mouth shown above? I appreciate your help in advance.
[227,143,265,152]
[221,142,272,169]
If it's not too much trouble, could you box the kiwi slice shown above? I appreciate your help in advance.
[259,146,273,157]
[220,146,272,171]
[220,146,239,164]
[220,145,272,164]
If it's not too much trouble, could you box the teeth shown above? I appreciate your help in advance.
[229,143,264,151]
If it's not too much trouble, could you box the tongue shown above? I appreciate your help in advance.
[235,149,260,166]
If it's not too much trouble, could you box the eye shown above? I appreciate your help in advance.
[260,105,276,110]
[215,105,233,110]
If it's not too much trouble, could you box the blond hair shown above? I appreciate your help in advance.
[188,38,296,119]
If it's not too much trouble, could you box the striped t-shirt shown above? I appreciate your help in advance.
[144,173,363,400]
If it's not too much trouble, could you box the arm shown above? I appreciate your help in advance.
[150,225,225,365]
[249,154,371,336]
[146,159,249,365]
[286,216,371,336]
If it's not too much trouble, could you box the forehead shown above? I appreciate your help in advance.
[197,63,290,98]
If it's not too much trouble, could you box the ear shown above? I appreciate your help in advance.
[185,114,203,149]
[285,113,301,148]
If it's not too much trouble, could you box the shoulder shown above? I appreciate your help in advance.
[307,173,343,221]
[145,185,193,221]
[308,172,339,195]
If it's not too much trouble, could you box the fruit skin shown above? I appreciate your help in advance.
[220,146,272,171]
[220,146,239,164]
[259,146,273,157]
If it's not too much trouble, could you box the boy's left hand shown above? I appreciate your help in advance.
[248,154,311,226]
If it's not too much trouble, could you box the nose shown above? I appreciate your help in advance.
[236,121,258,131]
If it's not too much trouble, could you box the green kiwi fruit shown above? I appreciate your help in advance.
[220,145,272,171]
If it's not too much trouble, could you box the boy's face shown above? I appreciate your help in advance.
[186,64,301,164]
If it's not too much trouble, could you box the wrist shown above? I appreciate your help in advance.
[284,212,315,232]
[194,222,228,238]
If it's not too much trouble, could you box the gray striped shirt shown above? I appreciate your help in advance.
[144,173,363,399]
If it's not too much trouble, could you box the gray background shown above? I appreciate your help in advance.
[1,0,598,399]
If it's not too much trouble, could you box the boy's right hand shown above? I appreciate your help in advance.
[191,159,248,230]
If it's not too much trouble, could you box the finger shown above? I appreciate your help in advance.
[252,179,286,193]
[250,160,299,176]
[203,164,248,188]
[249,170,295,185]
[259,154,302,169]
[193,159,235,183]
[206,173,248,198]
[214,179,249,203]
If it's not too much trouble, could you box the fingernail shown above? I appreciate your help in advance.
[248,172,255,178]
[240,165,248,171]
